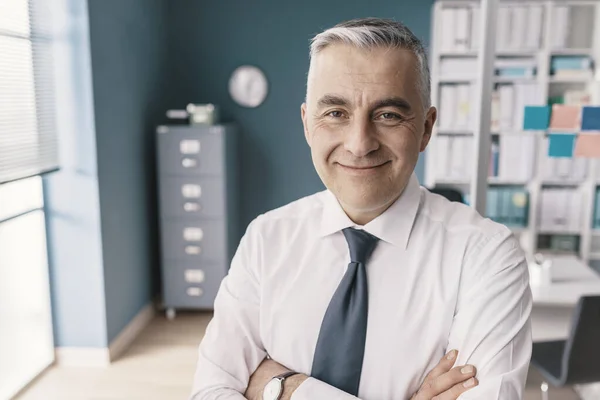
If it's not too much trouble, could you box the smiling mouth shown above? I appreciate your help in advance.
[337,161,391,170]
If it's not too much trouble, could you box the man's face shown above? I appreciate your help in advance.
[301,44,436,218]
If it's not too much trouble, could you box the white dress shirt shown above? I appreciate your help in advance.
[190,173,533,400]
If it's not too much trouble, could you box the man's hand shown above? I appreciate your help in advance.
[411,350,478,400]
[245,358,308,400]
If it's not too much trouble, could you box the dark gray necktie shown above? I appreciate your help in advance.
[311,227,379,396]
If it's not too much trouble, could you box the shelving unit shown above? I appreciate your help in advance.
[427,0,600,262]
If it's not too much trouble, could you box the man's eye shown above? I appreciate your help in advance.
[378,112,400,120]
[327,111,344,118]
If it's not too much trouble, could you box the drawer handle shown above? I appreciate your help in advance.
[182,184,202,198]
[182,158,198,168]
[185,269,205,283]
[180,139,201,154]
[183,202,201,212]
[183,227,203,241]
[187,287,204,297]
[185,245,201,255]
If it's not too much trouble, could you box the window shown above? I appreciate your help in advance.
[0,176,53,400]
[0,1,57,397]
[0,0,59,184]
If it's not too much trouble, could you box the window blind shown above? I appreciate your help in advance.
[0,0,58,184]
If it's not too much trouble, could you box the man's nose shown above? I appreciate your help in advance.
[343,119,380,157]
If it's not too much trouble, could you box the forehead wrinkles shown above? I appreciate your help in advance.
[307,47,415,105]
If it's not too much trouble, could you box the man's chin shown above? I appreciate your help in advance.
[337,192,397,215]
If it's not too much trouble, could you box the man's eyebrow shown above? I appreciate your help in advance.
[371,97,412,113]
[316,94,350,109]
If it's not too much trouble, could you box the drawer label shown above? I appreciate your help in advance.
[182,184,202,198]
[183,227,204,241]
[185,269,206,283]
[180,139,201,154]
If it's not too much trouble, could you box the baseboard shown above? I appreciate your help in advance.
[55,347,110,367]
[108,302,155,362]
[54,302,155,367]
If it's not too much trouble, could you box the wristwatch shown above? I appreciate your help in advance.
[262,371,300,400]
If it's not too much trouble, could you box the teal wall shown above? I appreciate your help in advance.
[88,0,168,343]
[45,0,433,347]
[44,0,108,347]
[166,0,433,228]
[45,0,168,347]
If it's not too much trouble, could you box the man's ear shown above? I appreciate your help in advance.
[420,106,437,152]
[301,102,311,147]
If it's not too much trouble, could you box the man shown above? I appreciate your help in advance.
[191,18,532,400]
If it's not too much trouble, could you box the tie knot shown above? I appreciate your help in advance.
[342,228,379,264]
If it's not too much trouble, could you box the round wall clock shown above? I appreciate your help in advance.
[228,65,268,108]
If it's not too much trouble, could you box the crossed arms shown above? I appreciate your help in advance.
[190,225,532,400]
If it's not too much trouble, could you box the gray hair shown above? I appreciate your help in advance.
[309,18,431,109]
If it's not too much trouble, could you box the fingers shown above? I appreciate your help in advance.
[422,349,459,383]
[436,376,479,400]
[415,364,478,400]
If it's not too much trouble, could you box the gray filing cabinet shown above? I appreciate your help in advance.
[156,124,239,319]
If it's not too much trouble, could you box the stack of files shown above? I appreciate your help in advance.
[470,5,481,50]
[550,90,593,106]
[438,84,475,131]
[496,5,544,51]
[495,59,537,78]
[541,137,588,181]
[496,135,536,182]
[551,6,570,49]
[434,136,473,181]
[492,83,542,132]
[440,7,472,52]
[539,189,583,232]
[551,56,594,79]
[565,90,592,106]
[486,187,529,227]
[441,59,537,79]
[440,58,477,78]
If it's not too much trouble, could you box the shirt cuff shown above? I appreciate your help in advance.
[291,377,360,400]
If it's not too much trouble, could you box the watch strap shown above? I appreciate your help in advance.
[274,371,299,381]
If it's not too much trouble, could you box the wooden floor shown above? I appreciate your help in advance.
[15,312,580,400]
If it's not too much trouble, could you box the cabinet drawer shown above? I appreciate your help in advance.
[159,176,226,218]
[161,219,227,262]
[157,127,224,176]
[161,261,227,309]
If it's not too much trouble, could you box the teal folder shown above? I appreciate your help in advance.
[548,134,576,157]
[523,106,550,130]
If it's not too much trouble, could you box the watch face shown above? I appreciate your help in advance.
[263,378,283,400]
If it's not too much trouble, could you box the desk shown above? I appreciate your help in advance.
[530,255,600,342]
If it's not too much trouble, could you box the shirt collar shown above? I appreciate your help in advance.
[319,172,422,249]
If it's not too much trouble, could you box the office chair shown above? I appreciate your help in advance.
[427,186,465,203]
[530,295,600,400]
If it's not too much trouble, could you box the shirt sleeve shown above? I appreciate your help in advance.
[190,219,266,399]
[292,378,362,400]
[447,228,533,400]
[190,218,364,400]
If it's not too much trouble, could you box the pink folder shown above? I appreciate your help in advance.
[574,134,600,157]
[550,105,581,131]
